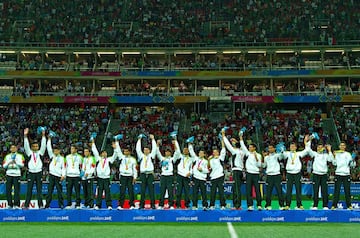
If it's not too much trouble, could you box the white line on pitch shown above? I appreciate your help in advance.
[227,222,238,238]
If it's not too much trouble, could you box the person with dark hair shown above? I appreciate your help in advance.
[282,136,309,210]
[173,136,195,209]
[222,131,245,210]
[45,135,66,209]
[263,144,285,210]
[23,127,46,209]
[81,147,96,209]
[209,132,226,210]
[156,136,180,210]
[136,134,157,209]
[306,137,334,210]
[117,140,138,210]
[239,132,263,211]
[3,144,24,209]
[64,144,83,209]
[331,141,355,210]
[189,138,209,210]
[92,139,119,210]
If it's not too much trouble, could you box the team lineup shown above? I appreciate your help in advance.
[3,126,356,211]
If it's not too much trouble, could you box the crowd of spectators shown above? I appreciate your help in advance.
[1,1,360,45]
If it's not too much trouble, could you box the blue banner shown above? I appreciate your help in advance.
[0,209,359,223]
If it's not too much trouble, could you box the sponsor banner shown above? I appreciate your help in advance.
[6,71,80,77]
[81,72,121,77]
[63,96,110,103]
[121,71,178,77]
[174,96,209,103]
[0,200,46,209]
[0,209,359,223]
[109,96,154,104]
[231,96,274,103]
[181,71,251,77]
[9,96,63,103]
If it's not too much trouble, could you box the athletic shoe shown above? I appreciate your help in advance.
[221,206,226,210]
[279,207,285,210]
[192,207,198,210]
[322,207,329,210]
[265,206,272,210]
[94,206,99,210]
[169,206,175,210]
[295,206,304,210]
[247,206,254,211]
[75,206,81,210]
[209,206,215,210]
[130,206,136,210]
[117,206,123,210]
[157,206,163,210]
[310,207,318,210]
[331,206,336,210]
[65,206,72,210]
[284,206,290,210]
[347,206,353,210]
[257,206,263,211]
[108,206,112,210]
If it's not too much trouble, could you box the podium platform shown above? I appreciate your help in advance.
[1,209,359,223]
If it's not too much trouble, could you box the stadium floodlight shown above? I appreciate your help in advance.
[146,51,166,55]
[275,50,294,53]
[198,51,217,54]
[0,50,16,53]
[122,51,141,55]
[174,51,193,55]
[97,51,116,55]
[247,50,266,54]
[222,50,241,54]
[46,51,65,54]
[300,50,320,53]
[21,50,39,54]
[324,49,344,53]
[73,52,92,54]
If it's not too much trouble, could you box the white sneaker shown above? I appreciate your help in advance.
[108,206,112,210]
[65,206,72,210]
[310,207,318,210]
[257,206,262,211]
[75,206,81,210]
[14,206,21,209]
[130,206,136,210]
[209,206,215,210]
[169,206,175,210]
[279,207,285,210]
[221,206,226,210]
[117,206,123,210]
[248,206,254,211]
[94,206,99,210]
[265,206,272,210]
[323,207,329,210]
[157,206,163,210]
[295,206,304,210]
[192,207,198,210]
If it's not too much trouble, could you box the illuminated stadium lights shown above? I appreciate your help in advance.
[121,52,141,55]
[46,51,65,54]
[198,51,217,54]
[324,49,344,53]
[222,50,241,54]
[247,50,266,54]
[73,52,92,55]
[21,50,39,54]
[301,50,320,53]
[0,50,16,54]
[97,52,116,55]
[275,50,295,53]
[146,51,166,55]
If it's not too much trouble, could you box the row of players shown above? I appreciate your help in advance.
[3,128,355,210]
